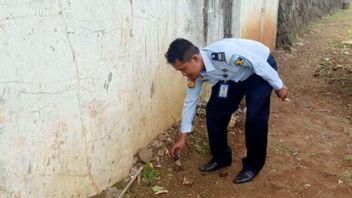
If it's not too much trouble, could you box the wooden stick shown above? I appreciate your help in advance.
[118,166,144,198]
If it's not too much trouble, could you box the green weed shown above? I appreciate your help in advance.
[342,170,352,178]
[344,154,352,161]
[141,162,160,182]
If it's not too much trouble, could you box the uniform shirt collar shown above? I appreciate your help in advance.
[200,49,215,72]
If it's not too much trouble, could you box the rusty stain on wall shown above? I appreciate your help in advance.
[240,0,278,50]
[240,13,262,41]
[260,13,277,50]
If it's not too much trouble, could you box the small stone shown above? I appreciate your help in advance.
[164,149,170,156]
[123,177,130,184]
[137,147,153,163]
[219,171,228,177]
[151,140,162,149]
[154,156,160,162]
[155,164,162,168]
[167,137,173,142]
[104,186,121,198]
[157,149,165,157]
[182,176,193,186]
[175,159,182,167]
[133,156,139,164]
[158,134,167,142]
[304,184,311,187]
[129,166,138,176]
[338,179,343,184]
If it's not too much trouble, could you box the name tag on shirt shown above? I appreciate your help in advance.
[218,83,229,98]
[211,52,225,61]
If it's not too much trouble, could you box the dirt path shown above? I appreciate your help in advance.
[94,8,352,198]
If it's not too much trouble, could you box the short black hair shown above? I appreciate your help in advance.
[164,38,200,64]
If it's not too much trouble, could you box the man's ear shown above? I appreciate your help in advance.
[192,54,201,62]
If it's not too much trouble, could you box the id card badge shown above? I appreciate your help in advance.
[218,82,229,98]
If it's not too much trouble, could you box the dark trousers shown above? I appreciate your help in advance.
[205,54,277,172]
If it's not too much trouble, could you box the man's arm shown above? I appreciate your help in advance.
[237,47,289,100]
[180,78,202,132]
[170,78,202,158]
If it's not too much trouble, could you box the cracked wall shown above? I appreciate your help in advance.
[0,0,279,197]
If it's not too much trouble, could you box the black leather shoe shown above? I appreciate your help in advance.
[233,169,258,184]
[199,160,231,172]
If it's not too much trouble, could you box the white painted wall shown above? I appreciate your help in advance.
[0,0,279,197]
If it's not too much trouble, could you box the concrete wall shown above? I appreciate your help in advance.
[276,0,341,47]
[240,0,279,49]
[0,0,279,197]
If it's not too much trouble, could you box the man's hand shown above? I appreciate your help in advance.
[275,85,288,101]
[170,133,187,159]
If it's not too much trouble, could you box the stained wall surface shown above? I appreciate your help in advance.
[0,1,279,197]
[240,0,279,50]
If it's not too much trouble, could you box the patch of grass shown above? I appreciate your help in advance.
[141,162,160,182]
[124,192,131,198]
[342,170,352,178]
[344,154,352,161]
[332,74,344,81]
[342,64,352,72]
[304,152,318,157]
[325,10,348,22]
[348,28,352,39]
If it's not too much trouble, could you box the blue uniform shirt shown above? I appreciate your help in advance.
[180,38,283,133]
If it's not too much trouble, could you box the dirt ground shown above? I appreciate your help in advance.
[93,8,352,198]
